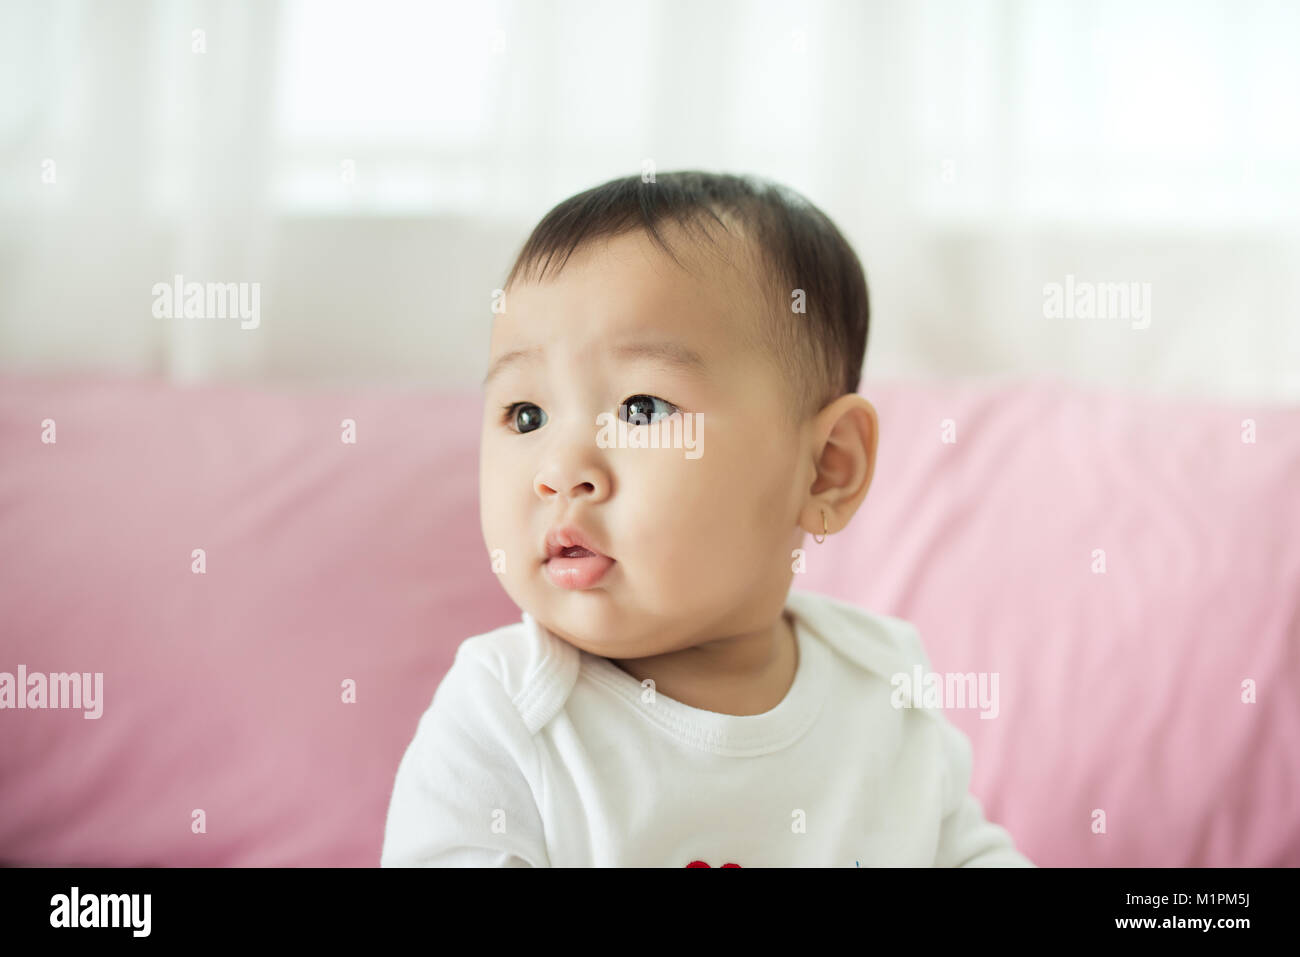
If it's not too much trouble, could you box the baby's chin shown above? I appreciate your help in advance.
[526,594,669,660]
[528,591,618,647]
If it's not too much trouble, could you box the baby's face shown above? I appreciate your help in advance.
[480,226,813,660]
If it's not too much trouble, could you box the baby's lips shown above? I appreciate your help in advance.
[544,524,613,561]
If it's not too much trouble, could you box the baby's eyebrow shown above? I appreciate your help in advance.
[482,341,709,387]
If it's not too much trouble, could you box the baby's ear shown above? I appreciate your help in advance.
[811,394,878,526]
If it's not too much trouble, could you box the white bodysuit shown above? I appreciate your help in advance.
[381,588,1034,867]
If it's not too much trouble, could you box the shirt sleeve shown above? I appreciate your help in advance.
[380,652,551,867]
[932,711,1036,867]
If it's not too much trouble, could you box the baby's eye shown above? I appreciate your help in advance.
[619,394,679,425]
[502,402,546,434]
[501,395,680,435]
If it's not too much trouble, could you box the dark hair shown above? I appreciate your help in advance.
[503,170,869,425]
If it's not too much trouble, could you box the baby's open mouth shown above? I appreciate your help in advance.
[544,548,615,589]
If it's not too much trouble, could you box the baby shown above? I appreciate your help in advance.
[381,170,1034,867]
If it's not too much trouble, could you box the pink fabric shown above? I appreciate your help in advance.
[1,373,1297,866]
[798,379,1300,867]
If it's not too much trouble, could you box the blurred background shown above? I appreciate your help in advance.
[2,0,1297,400]
[3,0,1299,871]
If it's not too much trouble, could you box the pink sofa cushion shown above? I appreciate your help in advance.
[0,375,516,866]
[798,379,1300,867]
[1,373,1297,865]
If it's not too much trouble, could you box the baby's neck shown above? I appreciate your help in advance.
[607,611,798,717]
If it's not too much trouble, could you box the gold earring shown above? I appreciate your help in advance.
[813,509,827,544]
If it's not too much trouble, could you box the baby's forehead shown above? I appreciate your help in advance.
[491,226,784,386]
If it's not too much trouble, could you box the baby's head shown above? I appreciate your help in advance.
[480,170,877,660]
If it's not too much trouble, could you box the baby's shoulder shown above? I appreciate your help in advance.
[440,615,581,735]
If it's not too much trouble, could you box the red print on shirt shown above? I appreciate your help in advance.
[685,860,742,867]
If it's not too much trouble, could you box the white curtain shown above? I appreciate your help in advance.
[2,0,1297,399]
